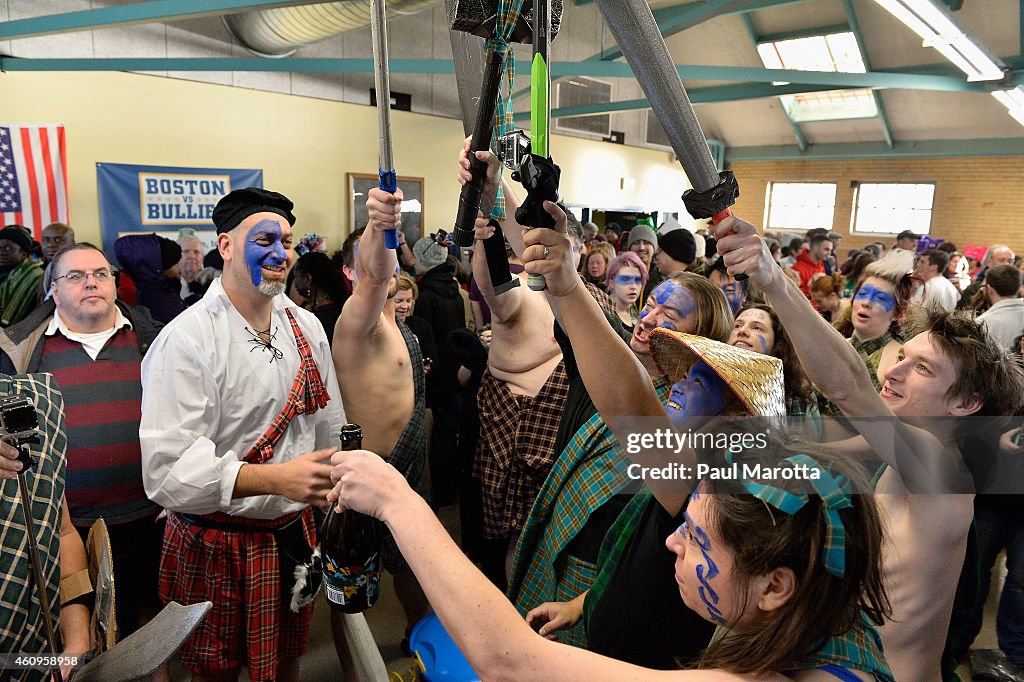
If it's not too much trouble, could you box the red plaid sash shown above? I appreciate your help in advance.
[245,309,330,465]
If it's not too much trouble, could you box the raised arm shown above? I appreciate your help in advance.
[334,187,402,341]
[715,216,969,493]
[328,451,714,682]
[521,203,694,514]
[469,217,523,322]
[457,138,527,259]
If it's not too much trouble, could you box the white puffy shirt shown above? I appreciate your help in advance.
[140,277,345,519]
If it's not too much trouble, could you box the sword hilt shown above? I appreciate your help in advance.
[379,169,400,250]
[682,170,744,280]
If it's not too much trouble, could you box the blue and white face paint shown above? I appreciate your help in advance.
[667,486,733,626]
[632,280,698,353]
[852,277,898,341]
[244,218,290,297]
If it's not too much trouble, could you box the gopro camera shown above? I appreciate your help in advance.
[0,394,41,470]
[496,130,531,172]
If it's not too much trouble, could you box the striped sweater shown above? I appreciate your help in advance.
[39,328,157,525]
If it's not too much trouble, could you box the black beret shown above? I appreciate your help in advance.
[212,187,296,235]
[0,225,33,254]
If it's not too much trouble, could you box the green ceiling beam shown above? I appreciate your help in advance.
[1,56,1001,94]
[0,0,318,40]
[840,0,894,147]
[512,83,861,120]
[739,13,808,150]
[515,0,814,100]
[0,56,456,74]
[725,138,1024,161]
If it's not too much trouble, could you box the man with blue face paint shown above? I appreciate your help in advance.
[332,186,431,658]
[141,187,346,682]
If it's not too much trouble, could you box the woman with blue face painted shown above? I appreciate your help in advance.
[327,320,894,680]
[845,264,916,392]
[604,251,648,332]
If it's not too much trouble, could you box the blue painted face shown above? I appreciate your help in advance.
[680,512,726,625]
[665,359,728,421]
[244,219,289,288]
[854,283,896,313]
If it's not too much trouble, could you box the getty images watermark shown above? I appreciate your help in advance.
[624,428,823,482]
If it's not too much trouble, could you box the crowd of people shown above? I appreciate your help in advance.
[0,138,1022,682]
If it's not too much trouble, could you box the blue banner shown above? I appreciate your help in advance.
[96,162,262,258]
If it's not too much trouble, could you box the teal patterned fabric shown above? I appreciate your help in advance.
[0,373,68,682]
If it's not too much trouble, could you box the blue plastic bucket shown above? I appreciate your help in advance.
[408,612,480,681]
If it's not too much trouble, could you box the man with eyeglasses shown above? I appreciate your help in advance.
[0,241,166,641]
[0,225,43,327]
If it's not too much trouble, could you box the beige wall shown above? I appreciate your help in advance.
[1,70,689,250]
[730,157,1024,254]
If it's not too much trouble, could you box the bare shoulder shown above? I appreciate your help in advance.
[333,311,395,365]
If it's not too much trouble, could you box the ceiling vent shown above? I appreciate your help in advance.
[555,76,612,137]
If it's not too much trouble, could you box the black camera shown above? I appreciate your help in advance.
[0,395,41,470]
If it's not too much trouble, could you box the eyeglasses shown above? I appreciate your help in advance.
[55,269,114,284]
[613,274,643,286]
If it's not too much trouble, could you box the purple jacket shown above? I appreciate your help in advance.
[113,234,186,324]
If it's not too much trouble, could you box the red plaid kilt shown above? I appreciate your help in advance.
[158,508,315,681]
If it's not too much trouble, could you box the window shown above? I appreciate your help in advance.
[851,183,935,235]
[764,182,838,231]
[555,77,612,136]
[756,32,877,122]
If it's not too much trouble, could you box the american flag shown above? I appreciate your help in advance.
[0,124,69,238]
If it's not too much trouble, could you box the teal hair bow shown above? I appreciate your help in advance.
[726,452,853,578]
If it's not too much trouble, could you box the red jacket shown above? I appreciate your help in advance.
[791,250,824,297]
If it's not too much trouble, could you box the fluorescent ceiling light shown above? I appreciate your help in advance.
[993,86,1024,127]
[872,0,1003,81]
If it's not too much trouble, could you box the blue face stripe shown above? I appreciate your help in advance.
[244,219,288,288]
[684,511,726,624]
[854,283,896,313]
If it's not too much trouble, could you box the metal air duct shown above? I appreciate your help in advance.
[224,1,439,58]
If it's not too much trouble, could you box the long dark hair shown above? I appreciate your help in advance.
[735,303,814,404]
[294,251,348,304]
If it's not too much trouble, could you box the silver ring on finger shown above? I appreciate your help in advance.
[542,246,551,260]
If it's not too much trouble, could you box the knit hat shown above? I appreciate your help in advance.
[650,328,785,418]
[626,223,658,250]
[212,187,296,234]
[157,235,182,271]
[657,228,696,264]
[413,236,448,269]
[0,226,33,254]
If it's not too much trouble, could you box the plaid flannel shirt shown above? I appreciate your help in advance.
[474,359,570,539]
[511,377,670,646]
[0,374,67,682]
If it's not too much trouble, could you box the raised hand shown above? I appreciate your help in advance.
[520,201,579,297]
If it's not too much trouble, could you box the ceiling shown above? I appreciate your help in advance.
[1,0,1022,162]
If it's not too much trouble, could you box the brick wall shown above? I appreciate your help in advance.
[729,156,1024,254]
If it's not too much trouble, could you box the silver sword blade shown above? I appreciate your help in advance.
[370,0,394,171]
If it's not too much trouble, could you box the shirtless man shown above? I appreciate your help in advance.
[332,187,430,644]
[714,215,1024,682]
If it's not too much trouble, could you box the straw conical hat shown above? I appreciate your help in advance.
[649,328,785,418]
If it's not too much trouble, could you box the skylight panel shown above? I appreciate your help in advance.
[757,31,876,122]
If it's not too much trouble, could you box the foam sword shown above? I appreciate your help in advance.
[371,0,400,250]
[594,0,744,278]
